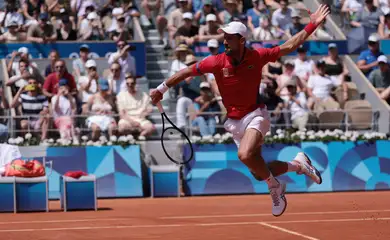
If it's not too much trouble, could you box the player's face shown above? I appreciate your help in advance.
[223,33,242,56]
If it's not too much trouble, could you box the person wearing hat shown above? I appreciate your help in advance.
[26,12,57,43]
[219,0,241,25]
[8,47,38,78]
[109,14,132,42]
[174,12,200,46]
[194,0,220,25]
[152,4,330,217]
[163,0,191,48]
[350,0,383,31]
[51,78,78,142]
[78,59,100,114]
[79,12,105,41]
[198,13,224,42]
[275,60,300,102]
[11,77,49,141]
[72,44,90,79]
[252,15,278,40]
[293,45,315,82]
[284,9,304,39]
[86,78,118,141]
[207,39,220,56]
[108,40,136,77]
[107,62,126,95]
[169,44,190,78]
[285,78,309,131]
[368,55,390,103]
[357,34,384,77]
[0,21,26,43]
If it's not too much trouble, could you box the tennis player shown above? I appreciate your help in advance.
[150,4,329,217]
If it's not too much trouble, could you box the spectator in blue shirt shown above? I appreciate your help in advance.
[357,34,384,76]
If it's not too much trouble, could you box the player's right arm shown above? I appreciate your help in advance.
[150,55,217,105]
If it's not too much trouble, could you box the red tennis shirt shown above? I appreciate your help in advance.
[192,46,281,120]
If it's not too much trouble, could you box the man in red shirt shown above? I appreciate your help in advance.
[151,5,329,217]
[43,59,78,98]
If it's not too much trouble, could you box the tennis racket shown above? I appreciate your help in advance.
[156,102,194,165]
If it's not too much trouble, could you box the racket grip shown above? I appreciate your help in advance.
[156,102,164,113]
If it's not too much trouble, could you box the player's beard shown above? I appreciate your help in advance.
[224,44,233,56]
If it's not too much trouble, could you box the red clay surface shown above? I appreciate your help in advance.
[1,191,390,240]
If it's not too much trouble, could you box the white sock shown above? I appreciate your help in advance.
[265,172,279,188]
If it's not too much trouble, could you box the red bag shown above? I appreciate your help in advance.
[64,171,88,179]
[4,159,45,177]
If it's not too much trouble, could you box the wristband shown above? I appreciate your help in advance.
[304,22,318,35]
[157,82,169,94]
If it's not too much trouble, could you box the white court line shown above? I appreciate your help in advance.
[259,222,320,240]
[159,209,390,219]
[0,218,128,225]
[0,217,390,233]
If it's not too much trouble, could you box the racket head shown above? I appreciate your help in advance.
[160,112,194,165]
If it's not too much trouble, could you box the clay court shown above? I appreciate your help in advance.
[0,191,389,240]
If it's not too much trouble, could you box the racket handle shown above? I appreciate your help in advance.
[156,102,164,113]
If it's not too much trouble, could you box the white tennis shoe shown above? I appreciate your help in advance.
[294,152,322,184]
[269,180,287,217]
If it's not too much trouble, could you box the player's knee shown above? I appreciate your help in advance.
[237,150,253,165]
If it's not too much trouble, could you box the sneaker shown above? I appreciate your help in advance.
[269,180,287,217]
[294,152,322,184]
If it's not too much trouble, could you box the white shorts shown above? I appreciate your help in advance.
[223,107,271,148]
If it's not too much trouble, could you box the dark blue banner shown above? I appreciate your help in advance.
[0,42,146,76]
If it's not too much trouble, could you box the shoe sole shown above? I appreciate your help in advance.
[303,153,323,185]
[272,183,287,217]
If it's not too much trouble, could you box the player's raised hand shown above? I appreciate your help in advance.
[309,4,330,26]
[150,88,163,105]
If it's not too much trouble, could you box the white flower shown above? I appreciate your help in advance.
[110,136,117,142]
[8,138,15,144]
[81,135,88,141]
[48,138,54,144]
[118,136,127,142]
[308,135,316,140]
[214,134,222,140]
[25,133,32,140]
[86,140,94,146]
[99,135,107,143]
[107,141,113,146]
[127,135,134,141]
[93,141,102,147]
[138,136,146,141]
[276,129,283,134]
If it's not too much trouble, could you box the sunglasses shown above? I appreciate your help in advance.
[89,67,97,71]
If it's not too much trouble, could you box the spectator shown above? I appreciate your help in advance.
[86,79,118,141]
[22,0,45,22]
[263,55,283,83]
[293,45,315,83]
[141,0,162,24]
[108,63,126,95]
[174,12,199,46]
[169,44,190,78]
[198,14,224,42]
[56,16,77,41]
[6,59,44,91]
[205,39,222,96]
[247,0,271,32]
[79,12,105,40]
[276,60,299,102]
[117,74,155,137]
[0,88,10,139]
[44,49,59,77]
[341,0,363,23]
[260,79,284,128]
[271,0,293,32]
[357,34,384,76]
[194,0,221,25]
[108,40,136,77]
[51,79,78,141]
[78,59,99,114]
[350,0,384,32]
[77,4,96,33]
[307,60,340,110]
[379,13,390,38]
[72,44,90,80]
[285,79,308,131]
[71,0,97,19]
[109,14,132,41]
[252,15,279,40]
[0,21,27,42]
[322,43,350,92]
[1,2,24,30]
[219,0,241,25]
[192,82,220,136]
[43,59,78,98]
[11,77,49,141]
[368,55,390,103]
[166,0,191,48]
[27,13,57,43]
[7,47,38,77]
[284,9,303,39]
[310,19,334,40]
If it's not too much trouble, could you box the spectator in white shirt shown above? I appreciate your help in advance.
[72,44,90,79]
[293,45,315,83]
[108,40,136,77]
[307,60,340,110]
[108,62,126,95]
[78,59,99,114]
[285,79,309,130]
[271,0,293,32]
[170,44,190,77]
[1,2,24,30]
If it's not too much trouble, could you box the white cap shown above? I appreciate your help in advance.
[291,9,300,18]
[87,12,98,20]
[378,55,388,63]
[217,21,248,38]
[18,47,28,54]
[206,14,217,22]
[368,34,379,42]
[85,59,97,68]
[112,7,124,15]
[200,82,211,89]
[183,12,193,20]
[207,39,219,48]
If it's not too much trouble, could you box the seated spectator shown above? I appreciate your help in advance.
[379,13,390,38]
[79,12,105,40]
[22,0,45,23]
[194,0,221,25]
[71,0,97,20]
[259,79,285,128]
[252,15,279,40]
[7,47,38,77]
[72,44,90,80]
[141,0,162,24]
[174,12,199,46]
[6,59,44,91]
[0,21,27,42]
[357,34,384,76]
[108,63,126,95]
[44,49,59,77]
[198,14,224,42]
[271,0,292,33]
[368,55,390,103]
[108,40,136,77]
[247,0,271,33]
[307,60,340,110]
[27,13,57,43]
[78,59,99,114]
[165,0,191,48]
[192,82,220,136]
[311,20,334,40]
[175,54,202,130]
[276,60,297,102]
[219,0,241,25]
[117,74,155,137]
[350,0,384,32]
[86,79,118,141]
[263,55,283,83]
[293,45,315,83]
[43,59,78,98]
[285,79,308,131]
[51,79,78,141]
[284,9,303,39]
[77,4,96,34]
[1,2,24,30]
[170,44,190,78]
[205,40,222,96]
[341,0,363,23]
[56,16,77,41]
[11,77,49,141]
[0,88,10,139]
[109,14,132,41]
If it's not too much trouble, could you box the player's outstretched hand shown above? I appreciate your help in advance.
[150,88,163,105]
[310,4,330,26]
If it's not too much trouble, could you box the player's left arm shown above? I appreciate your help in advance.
[278,4,330,57]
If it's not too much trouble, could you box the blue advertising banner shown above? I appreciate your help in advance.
[182,141,390,195]
[380,40,390,55]
[0,42,146,76]
[36,145,144,199]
